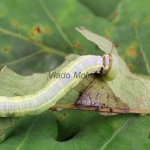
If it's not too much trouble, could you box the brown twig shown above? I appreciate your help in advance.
[50,104,150,114]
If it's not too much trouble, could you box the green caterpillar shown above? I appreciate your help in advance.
[0,54,118,117]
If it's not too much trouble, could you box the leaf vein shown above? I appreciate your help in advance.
[0,27,67,57]
[100,117,132,150]
[16,116,39,150]
[38,0,76,54]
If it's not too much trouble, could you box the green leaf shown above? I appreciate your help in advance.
[0,0,112,74]
[0,118,18,143]
[0,67,50,97]
[77,27,150,112]
[0,0,111,143]
[54,111,150,150]
[0,0,150,149]
[0,111,58,149]
[0,25,149,149]
[79,0,121,18]
[112,0,150,75]
[0,111,150,149]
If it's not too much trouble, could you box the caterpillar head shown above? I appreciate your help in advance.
[103,54,119,80]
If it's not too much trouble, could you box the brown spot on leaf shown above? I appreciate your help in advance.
[31,31,34,36]
[144,17,150,23]
[36,40,42,44]
[30,25,52,41]
[104,36,109,40]
[114,11,118,17]
[132,42,137,47]
[73,41,80,49]
[127,48,137,57]
[61,43,68,49]
[106,28,112,33]
[81,16,88,21]
[28,37,35,42]
[44,28,51,34]
[35,26,42,34]
[132,21,137,27]
[45,52,51,58]
[80,49,86,54]
[3,48,9,53]
[11,19,20,29]
[30,25,43,37]
[128,64,135,71]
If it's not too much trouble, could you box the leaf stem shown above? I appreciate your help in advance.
[51,104,150,114]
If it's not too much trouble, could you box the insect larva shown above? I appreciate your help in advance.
[0,54,118,117]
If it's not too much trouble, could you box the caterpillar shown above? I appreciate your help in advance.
[0,54,118,117]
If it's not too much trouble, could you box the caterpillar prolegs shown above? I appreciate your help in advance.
[0,54,118,117]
